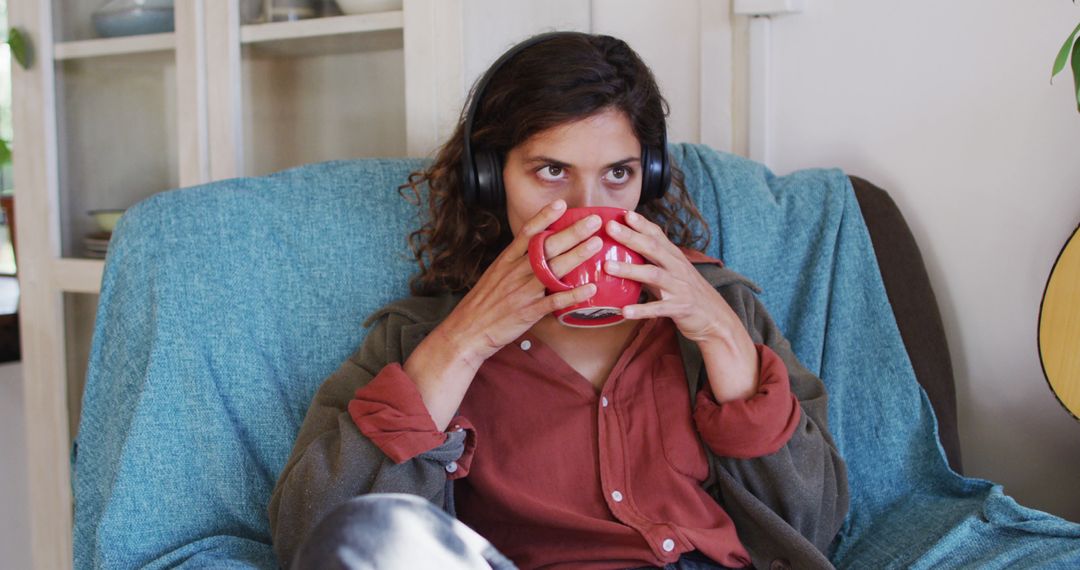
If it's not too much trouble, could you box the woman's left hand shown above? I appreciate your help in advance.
[604,211,760,402]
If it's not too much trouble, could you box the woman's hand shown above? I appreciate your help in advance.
[439,199,605,363]
[405,199,601,429]
[603,211,760,403]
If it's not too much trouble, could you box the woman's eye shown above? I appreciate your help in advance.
[604,166,632,184]
[537,165,565,182]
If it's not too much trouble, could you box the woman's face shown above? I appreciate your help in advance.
[502,108,643,237]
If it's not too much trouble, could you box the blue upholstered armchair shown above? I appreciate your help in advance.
[73,145,1080,569]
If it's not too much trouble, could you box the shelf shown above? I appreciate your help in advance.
[50,12,403,61]
[240,11,403,44]
[52,259,105,294]
[53,34,176,61]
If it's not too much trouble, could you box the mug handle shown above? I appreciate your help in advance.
[528,231,573,292]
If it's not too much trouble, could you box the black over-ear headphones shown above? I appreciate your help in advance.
[460,31,671,209]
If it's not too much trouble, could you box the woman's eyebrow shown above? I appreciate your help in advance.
[524,156,641,168]
[524,156,573,168]
[604,157,641,169]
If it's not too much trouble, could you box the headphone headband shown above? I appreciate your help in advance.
[461,32,670,209]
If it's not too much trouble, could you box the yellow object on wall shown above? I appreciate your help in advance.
[1039,223,1080,421]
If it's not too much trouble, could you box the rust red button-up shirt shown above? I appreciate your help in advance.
[349,265,801,569]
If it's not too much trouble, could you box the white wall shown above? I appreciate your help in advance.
[463,0,1080,522]
[767,0,1080,520]
[0,362,31,570]
[461,0,734,151]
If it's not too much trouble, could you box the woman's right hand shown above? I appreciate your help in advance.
[404,199,603,430]
[444,199,605,362]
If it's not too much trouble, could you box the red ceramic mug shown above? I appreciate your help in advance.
[527,207,644,327]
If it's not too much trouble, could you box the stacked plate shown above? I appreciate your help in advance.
[84,232,112,259]
[93,0,175,38]
[336,0,403,14]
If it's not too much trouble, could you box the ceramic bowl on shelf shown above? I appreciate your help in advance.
[335,0,403,15]
[88,209,126,233]
[83,232,113,259]
[268,0,318,21]
[93,0,176,38]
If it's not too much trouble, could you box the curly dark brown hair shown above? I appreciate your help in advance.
[400,32,711,296]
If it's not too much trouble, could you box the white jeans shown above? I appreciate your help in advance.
[291,492,731,570]
[291,493,517,570]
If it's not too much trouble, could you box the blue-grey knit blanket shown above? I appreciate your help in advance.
[73,143,1080,568]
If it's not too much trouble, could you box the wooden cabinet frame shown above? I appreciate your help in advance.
[9,1,463,568]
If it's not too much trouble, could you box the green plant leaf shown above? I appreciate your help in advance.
[1073,37,1080,112]
[0,140,11,167]
[7,27,31,70]
[1052,21,1080,81]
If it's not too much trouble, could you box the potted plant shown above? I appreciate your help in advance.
[1052,2,1080,112]
[1,25,29,270]
[1039,3,1080,421]
[0,138,14,269]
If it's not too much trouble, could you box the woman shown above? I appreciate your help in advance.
[269,32,848,570]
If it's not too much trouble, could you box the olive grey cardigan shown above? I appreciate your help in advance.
[269,262,849,569]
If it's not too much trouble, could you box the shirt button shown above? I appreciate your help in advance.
[662,538,675,552]
[445,461,458,473]
[611,490,623,502]
[601,396,609,408]
[520,340,532,351]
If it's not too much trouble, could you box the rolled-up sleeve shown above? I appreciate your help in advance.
[348,363,477,477]
[692,344,801,459]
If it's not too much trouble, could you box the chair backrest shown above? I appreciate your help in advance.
[75,158,428,568]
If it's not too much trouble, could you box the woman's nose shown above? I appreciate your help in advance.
[565,180,602,209]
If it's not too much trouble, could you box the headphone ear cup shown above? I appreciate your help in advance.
[474,150,504,209]
[658,145,671,200]
[461,150,478,206]
[640,144,669,203]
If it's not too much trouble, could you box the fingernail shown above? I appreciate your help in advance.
[627,211,640,223]
[606,260,620,270]
[586,215,601,230]
[608,222,621,234]
[552,200,566,210]
[587,236,602,251]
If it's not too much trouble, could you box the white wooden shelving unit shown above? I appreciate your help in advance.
[52,32,177,60]
[9,1,464,568]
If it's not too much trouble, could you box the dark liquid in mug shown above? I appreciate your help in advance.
[569,307,622,320]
